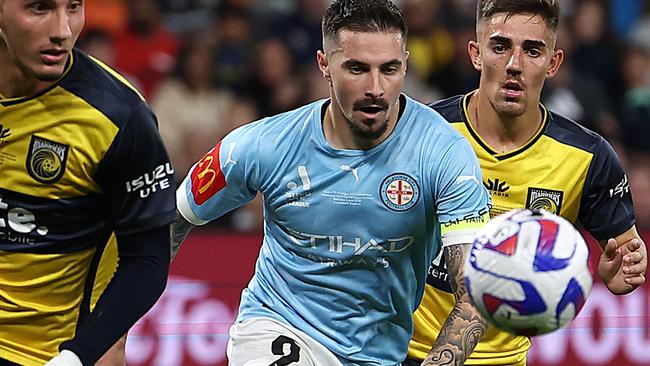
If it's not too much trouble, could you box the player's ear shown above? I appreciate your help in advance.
[404,50,409,74]
[546,48,564,78]
[468,40,482,72]
[317,50,331,81]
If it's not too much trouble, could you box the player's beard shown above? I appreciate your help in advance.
[347,97,390,140]
[346,116,389,140]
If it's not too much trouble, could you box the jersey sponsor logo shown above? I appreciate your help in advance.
[0,124,10,144]
[526,187,563,214]
[125,163,174,198]
[285,165,312,208]
[609,175,630,198]
[223,142,238,167]
[484,178,510,197]
[341,162,364,182]
[426,249,452,292]
[380,173,420,211]
[191,142,227,205]
[456,166,480,185]
[26,136,69,184]
[287,227,415,268]
[0,195,48,245]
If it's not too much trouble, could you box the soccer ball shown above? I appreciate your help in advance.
[465,209,593,336]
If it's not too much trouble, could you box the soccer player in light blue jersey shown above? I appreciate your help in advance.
[171,0,491,364]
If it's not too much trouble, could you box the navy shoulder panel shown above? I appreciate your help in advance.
[59,48,146,128]
[428,95,465,123]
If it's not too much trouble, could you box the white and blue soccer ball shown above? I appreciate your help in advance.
[465,209,593,336]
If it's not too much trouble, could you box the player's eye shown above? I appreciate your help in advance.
[493,44,508,54]
[348,66,365,74]
[382,66,399,75]
[29,1,52,13]
[69,1,83,12]
[527,48,542,57]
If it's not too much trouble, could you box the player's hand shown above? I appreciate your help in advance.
[44,350,83,366]
[598,237,646,295]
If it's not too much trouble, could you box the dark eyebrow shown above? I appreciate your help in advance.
[489,36,512,46]
[341,59,403,68]
[342,59,368,68]
[522,39,547,49]
[489,36,547,49]
[381,59,403,67]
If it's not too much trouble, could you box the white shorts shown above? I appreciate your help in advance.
[227,317,343,366]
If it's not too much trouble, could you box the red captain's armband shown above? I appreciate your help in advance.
[190,142,227,205]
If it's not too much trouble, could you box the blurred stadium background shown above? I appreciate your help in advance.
[81,0,650,365]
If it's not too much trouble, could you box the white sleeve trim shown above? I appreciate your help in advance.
[176,184,209,226]
[441,229,479,247]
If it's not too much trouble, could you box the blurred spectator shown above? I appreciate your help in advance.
[84,0,127,37]
[114,0,180,98]
[263,0,327,67]
[77,28,117,66]
[152,41,235,179]
[212,6,256,93]
[542,24,620,141]
[629,163,650,230]
[619,44,650,156]
[610,0,644,37]
[404,0,453,97]
[570,0,625,107]
[77,28,144,95]
[242,38,307,116]
[628,2,650,51]
[430,24,480,98]
[158,0,219,34]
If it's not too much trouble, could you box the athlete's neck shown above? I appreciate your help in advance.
[323,98,400,150]
[0,48,53,98]
[469,90,543,153]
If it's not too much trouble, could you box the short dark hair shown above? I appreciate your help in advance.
[477,0,560,32]
[322,0,407,44]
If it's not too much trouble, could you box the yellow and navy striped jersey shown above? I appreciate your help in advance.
[409,91,635,365]
[0,49,176,365]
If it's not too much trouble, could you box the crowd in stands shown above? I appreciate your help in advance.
[81,0,650,231]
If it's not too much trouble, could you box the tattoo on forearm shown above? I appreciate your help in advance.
[425,244,487,366]
[427,349,454,366]
[170,211,195,261]
[446,244,468,300]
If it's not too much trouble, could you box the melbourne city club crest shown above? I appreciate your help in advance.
[26,135,69,184]
[380,173,420,211]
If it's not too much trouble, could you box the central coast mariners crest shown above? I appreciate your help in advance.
[526,187,563,214]
[26,136,69,184]
[380,173,420,211]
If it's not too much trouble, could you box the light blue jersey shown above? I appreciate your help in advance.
[177,95,491,365]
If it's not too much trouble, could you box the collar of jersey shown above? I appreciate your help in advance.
[0,51,75,107]
[312,94,411,157]
[460,89,550,161]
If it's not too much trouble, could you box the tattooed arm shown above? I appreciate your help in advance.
[422,243,487,366]
[170,210,196,261]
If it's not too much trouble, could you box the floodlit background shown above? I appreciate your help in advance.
[82,0,650,365]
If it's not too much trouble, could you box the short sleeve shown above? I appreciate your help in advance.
[176,123,259,225]
[95,102,177,234]
[434,138,491,246]
[579,137,635,240]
